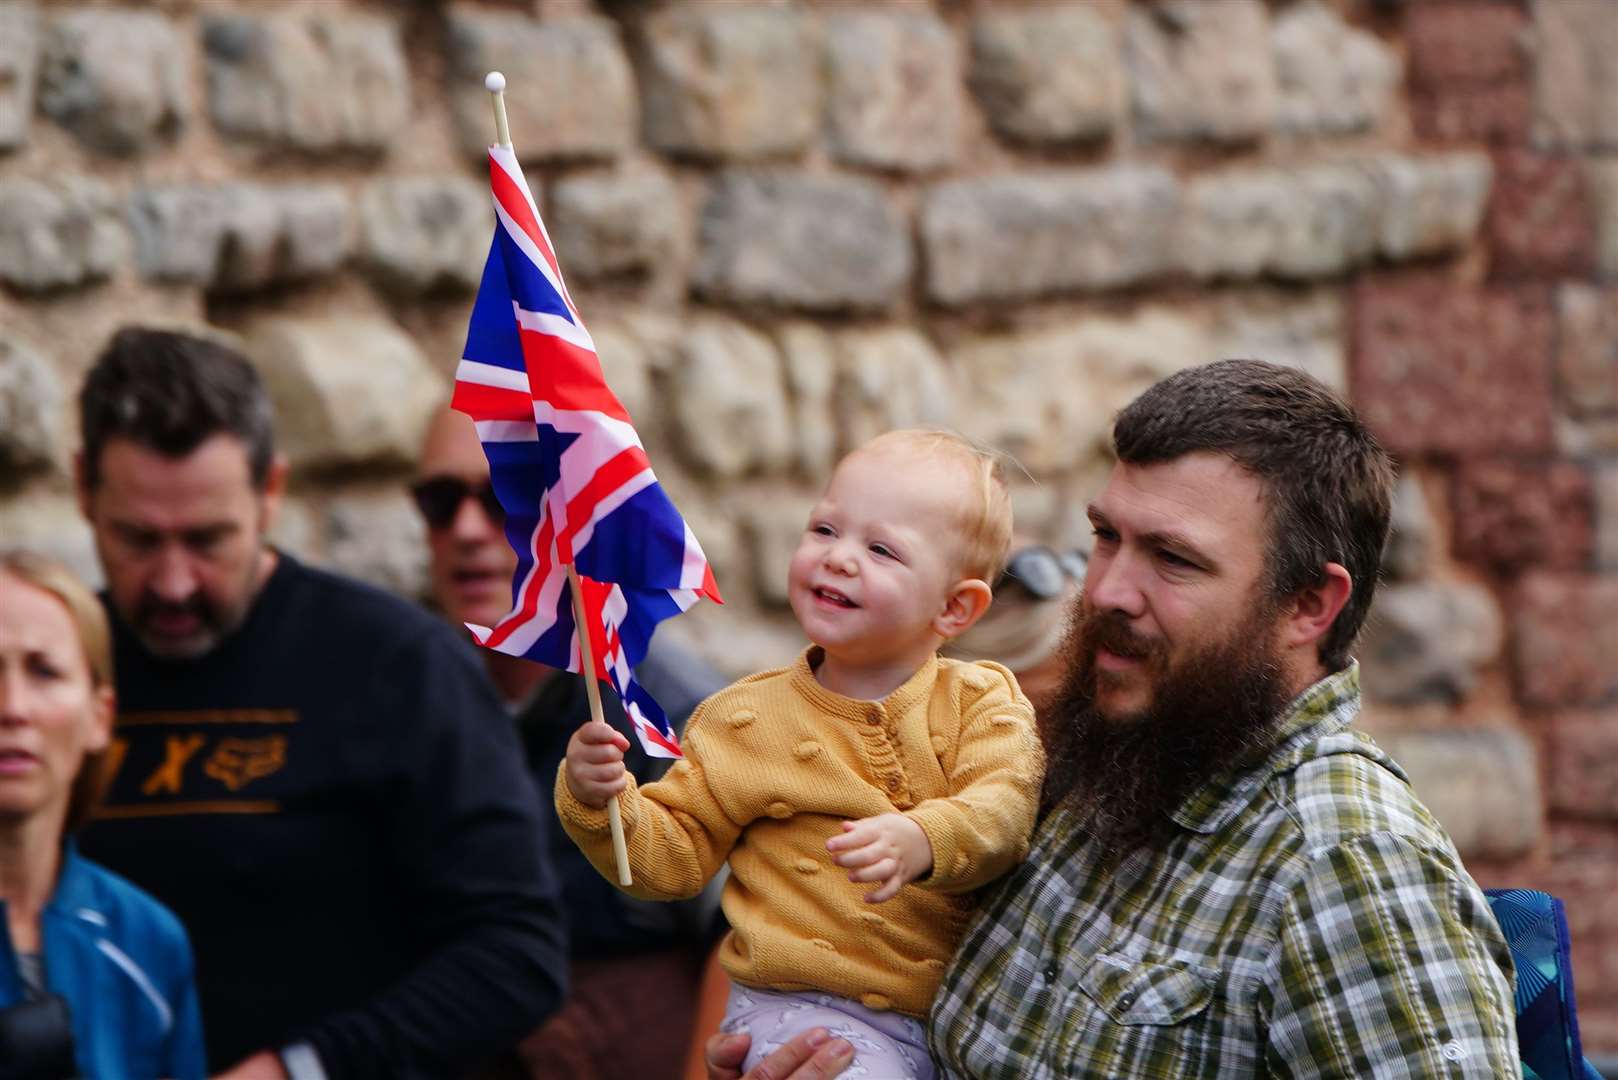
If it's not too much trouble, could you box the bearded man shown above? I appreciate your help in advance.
[707,359,1519,1079]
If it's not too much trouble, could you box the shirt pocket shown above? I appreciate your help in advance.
[1076,950,1216,1026]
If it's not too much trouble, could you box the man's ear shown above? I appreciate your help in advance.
[1282,562,1353,653]
[258,454,290,535]
[935,579,993,641]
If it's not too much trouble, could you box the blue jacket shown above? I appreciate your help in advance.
[0,843,205,1079]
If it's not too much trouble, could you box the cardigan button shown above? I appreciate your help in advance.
[885,775,901,792]
[865,709,882,725]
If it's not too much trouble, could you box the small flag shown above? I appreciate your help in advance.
[452,144,721,758]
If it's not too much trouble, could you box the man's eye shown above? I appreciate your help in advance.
[1090,527,1118,545]
[1158,550,1195,569]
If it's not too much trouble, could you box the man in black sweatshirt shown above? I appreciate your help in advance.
[75,327,568,1078]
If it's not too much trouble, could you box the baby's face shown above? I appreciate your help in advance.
[788,449,970,671]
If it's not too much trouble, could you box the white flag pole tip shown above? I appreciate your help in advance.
[485,72,512,149]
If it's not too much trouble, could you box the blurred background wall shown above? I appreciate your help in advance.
[0,0,1614,1051]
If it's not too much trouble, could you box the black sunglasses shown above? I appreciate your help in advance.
[995,545,1088,599]
[410,476,505,529]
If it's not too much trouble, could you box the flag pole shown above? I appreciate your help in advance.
[486,71,632,886]
[567,566,634,887]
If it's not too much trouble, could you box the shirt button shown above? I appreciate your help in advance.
[1441,1041,1466,1061]
[1117,991,1136,1009]
[1043,964,1059,983]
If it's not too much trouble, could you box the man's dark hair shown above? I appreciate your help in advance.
[79,327,276,490]
[1111,358,1395,672]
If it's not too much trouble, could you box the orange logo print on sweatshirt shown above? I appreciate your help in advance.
[203,736,289,791]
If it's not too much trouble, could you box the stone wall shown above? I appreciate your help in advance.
[0,0,1614,1047]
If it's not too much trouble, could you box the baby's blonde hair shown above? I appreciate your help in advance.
[853,429,1013,583]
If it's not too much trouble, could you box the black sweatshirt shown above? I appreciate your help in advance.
[80,554,568,1077]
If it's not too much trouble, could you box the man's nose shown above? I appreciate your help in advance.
[450,489,497,541]
[1085,551,1146,619]
[150,546,200,602]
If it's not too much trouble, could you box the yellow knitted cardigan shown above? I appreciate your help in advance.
[555,649,1045,1018]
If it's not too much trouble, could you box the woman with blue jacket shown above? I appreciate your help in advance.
[0,550,205,1079]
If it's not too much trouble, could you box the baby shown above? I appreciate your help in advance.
[557,429,1045,1079]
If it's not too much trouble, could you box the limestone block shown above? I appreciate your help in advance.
[1381,473,1434,581]
[1352,281,1554,457]
[1488,150,1595,277]
[585,315,655,434]
[1598,464,1618,571]
[203,12,408,152]
[1584,159,1618,279]
[39,9,189,155]
[1209,289,1346,392]
[244,316,446,472]
[551,170,681,281]
[1532,0,1618,150]
[321,487,429,599]
[1379,729,1541,861]
[638,6,820,161]
[668,317,793,479]
[740,495,809,606]
[1512,572,1618,707]
[1550,712,1618,821]
[0,334,63,478]
[832,327,956,452]
[950,309,1205,476]
[1453,459,1593,572]
[1359,582,1504,703]
[0,3,38,150]
[1272,1,1398,136]
[448,14,634,163]
[1370,152,1493,261]
[775,322,839,479]
[358,176,490,295]
[1408,1,1531,143]
[695,172,910,312]
[1178,162,1378,281]
[0,177,123,292]
[826,10,959,172]
[0,492,100,587]
[1126,0,1276,144]
[968,6,1121,145]
[129,184,352,291]
[922,166,1178,305]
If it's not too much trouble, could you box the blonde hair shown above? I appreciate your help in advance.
[853,429,1013,582]
[0,550,114,832]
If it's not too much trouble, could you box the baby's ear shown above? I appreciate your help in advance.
[935,579,993,640]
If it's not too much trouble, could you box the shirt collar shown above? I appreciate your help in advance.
[1168,662,1364,835]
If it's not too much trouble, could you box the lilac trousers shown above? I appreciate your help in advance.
[721,984,936,1080]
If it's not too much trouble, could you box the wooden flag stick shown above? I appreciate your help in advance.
[487,71,631,887]
[567,565,634,886]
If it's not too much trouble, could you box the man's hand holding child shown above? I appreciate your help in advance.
[564,720,631,808]
[826,813,933,902]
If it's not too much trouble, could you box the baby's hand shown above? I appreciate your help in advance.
[826,813,934,903]
[564,720,630,809]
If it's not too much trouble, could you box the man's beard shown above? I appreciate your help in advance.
[1042,596,1293,858]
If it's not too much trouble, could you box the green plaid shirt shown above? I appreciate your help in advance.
[930,664,1519,1078]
